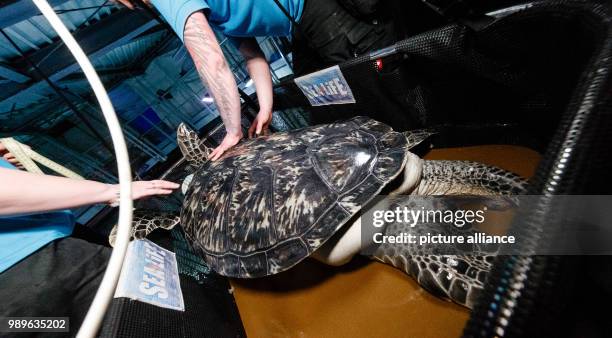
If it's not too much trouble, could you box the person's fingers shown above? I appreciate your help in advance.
[136,189,174,200]
[149,189,174,196]
[256,118,264,136]
[211,148,224,161]
[159,180,180,189]
[4,154,20,165]
[117,0,134,9]
[209,146,221,161]
[151,180,180,189]
[209,132,242,161]
[131,180,180,199]
[145,181,175,190]
[210,144,228,161]
[208,146,220,160]
[248,121,257,139]
[114,0,133,9]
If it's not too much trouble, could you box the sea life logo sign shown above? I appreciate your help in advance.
[114,239,185,311]
[294,65,356,106]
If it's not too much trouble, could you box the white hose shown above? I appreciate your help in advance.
[31,1,134,337]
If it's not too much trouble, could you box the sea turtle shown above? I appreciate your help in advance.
[111,116,526,309]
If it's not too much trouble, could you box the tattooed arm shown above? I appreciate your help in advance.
[239,38,274,138]
[184,11,243,161]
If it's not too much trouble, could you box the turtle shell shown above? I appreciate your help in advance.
[180,117,409,278]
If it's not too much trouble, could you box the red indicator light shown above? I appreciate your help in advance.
[375,59,383,71]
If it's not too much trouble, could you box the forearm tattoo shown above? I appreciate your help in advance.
[184,13,241,135]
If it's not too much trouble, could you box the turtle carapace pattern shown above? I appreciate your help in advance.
[181,117,417,278]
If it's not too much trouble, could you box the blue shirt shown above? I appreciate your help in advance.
[0,159,74,273]
[151,0,304,42]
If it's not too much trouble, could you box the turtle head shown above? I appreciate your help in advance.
[403,129,436,149]
[177,123,212,168]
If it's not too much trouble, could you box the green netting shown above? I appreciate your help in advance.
[170,227,214,284]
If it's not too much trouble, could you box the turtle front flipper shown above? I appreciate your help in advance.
[370,161,527,309]
[177,123,212,168]
[108,210,180,247]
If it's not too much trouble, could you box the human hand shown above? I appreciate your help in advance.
[248,110,272,139]
[130,180,180,200]
[106,180,180,206]
[0,142,24,169]
[113,0,150,10]
[209,131,243,161]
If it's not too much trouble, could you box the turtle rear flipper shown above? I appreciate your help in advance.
[371,162,527,309]
[177,123,212,168]
[108,211,180,247]
[414,161,528,196]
